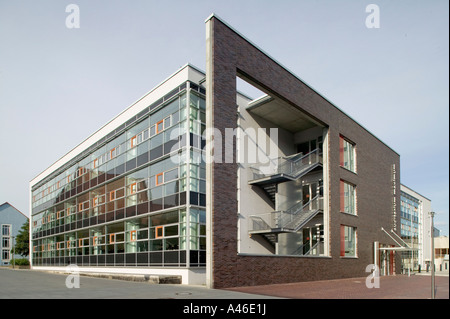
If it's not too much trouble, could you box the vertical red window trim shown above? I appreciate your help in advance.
[130,230,137,242]
[339,135,344,167]
[340,180,345,212]
[340,225,346,257]
[156,120,164,134]
[156,173,163,186]
[129,182,137,195]
[155,226,163,238]
[131,135,137,148]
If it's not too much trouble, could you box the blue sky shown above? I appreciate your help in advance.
[0,0,448,235]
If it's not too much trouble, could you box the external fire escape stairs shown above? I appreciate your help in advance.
[248,149,323,205]
[247,149,324,249]
[248,195,324,248]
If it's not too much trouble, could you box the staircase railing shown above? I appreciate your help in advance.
[248,196,323,233]
[278,195,323,231]
[249,149,322,181]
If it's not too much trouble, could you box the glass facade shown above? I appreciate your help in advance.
[400,191,421,271]
[31,81,207,268]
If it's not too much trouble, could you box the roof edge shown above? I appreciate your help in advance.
[205,13,400,157]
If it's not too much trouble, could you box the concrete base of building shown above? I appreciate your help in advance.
[32,266,206,285]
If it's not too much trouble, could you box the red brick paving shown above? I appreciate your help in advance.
[226,274,449,299]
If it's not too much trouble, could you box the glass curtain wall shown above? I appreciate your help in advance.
[31,82,206,268]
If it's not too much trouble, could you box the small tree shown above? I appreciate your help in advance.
[12,220,29,257]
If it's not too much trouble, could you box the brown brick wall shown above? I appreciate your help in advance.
[206,16,401,289]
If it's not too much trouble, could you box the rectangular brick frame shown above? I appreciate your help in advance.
[205,14,401,289]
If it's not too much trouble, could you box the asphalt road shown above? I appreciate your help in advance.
[1,267,447,300]
[0,268,274,299]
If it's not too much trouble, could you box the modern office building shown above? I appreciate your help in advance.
[31,15,417,287]
[30,65,207,284]
[399,184,432,273]
[0,202,28,266]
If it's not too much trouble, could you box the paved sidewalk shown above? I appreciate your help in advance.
[0,268,275,299]
[227,274,449,299]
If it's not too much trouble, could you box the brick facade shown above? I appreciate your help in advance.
[205,15,401,289]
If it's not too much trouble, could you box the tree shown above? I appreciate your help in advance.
[13,220,29,257]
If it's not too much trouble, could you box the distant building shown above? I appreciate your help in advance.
[399,184,435,272]
[0,202,29,266]
[434,236,449,272]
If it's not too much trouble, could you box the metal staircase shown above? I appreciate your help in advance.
[248,149,322,204]
[248,196,323,247]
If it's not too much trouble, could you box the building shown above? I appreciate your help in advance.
[399,184,432,273]
[30,65,207,284]
[434,236,449,272]
[31,14,410,287]
[0,202,28,266]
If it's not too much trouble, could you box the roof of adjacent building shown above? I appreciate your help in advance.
[0,202,29,220]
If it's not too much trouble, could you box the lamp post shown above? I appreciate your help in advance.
[11,235,15,269]
[429,211,435,299]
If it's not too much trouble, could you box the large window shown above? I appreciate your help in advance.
[340,225,356,257]
[340,135,356,172]
[2,225,10,236]
[30,81,207,268]
[2,249,10,262]
[340,180,356,215]
[1,224,11,263]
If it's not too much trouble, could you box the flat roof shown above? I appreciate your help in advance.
[400,184,432,202]
[30,63,205,187]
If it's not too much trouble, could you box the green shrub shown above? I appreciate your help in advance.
[10,258,30,266]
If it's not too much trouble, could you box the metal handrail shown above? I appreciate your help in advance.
[291,240,322,256]
[249,149,322,181]
[248,196,323,233]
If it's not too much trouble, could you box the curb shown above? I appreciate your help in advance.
[77,272,182,284]
[40,269,182,284]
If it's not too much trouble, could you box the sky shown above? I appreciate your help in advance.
[0,0,448,236]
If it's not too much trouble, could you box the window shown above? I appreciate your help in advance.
[130,230,137,242]
[2,237,10,249]
[93,197,99,208]
[56,210,64,219]
[2,249,10,261]
[129,182,137,195]
[156,173,164,186]
[155,226,163,238]
[340,225,356,257]
[156,120,164,134]
[131,135,137,148]
[2,225,10,236]
[110,148,117,159]
[340,135,356,172]
[340,180,356,215]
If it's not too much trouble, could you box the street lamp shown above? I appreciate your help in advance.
[429,211,435,299]
[11,235,15,269]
